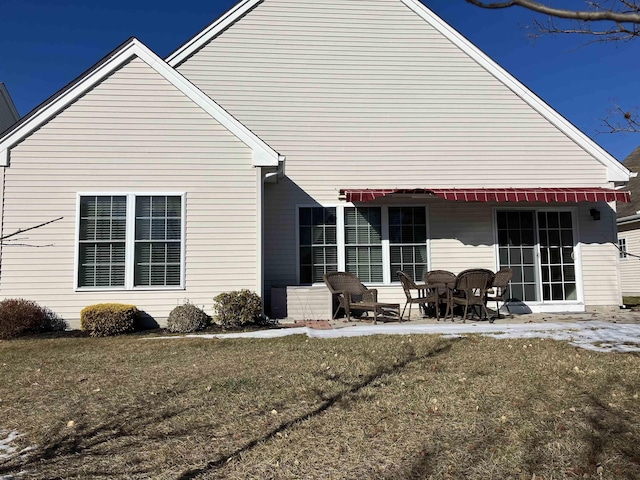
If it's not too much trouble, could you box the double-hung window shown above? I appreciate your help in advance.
[77,194,184,289]
[298,205,428,284]
[345,207,383,283]
[299,207,338,283]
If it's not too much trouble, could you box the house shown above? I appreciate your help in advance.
[0,0,632,328]
[617,146,640,296]
[0,83,20,134]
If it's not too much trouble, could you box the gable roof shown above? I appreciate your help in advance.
[166,0,631,183]
[0,37,282,168]
[0,82,20,134]
[617,145,640,220]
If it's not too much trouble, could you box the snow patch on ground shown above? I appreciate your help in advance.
[178,321,640,353]
[0,430,33,479]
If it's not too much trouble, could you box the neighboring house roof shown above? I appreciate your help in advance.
[0,37,282,168]
[0,82,20,134]
[617,145,640,221]
[166,0,631,184]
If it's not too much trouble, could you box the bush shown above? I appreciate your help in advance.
[166,303,210,333]
[0,298,66,339]
[213,289,262,327]
[80,303,139,337]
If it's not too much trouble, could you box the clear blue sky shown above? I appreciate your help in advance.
[1,0,638,161]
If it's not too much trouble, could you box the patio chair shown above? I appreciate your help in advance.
[424,270,457,321]
[451,269,494,322]
[323,271,400,324]
[397,271,437,321]
[486,267,513,320]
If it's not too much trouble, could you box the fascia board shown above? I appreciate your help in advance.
[617,214,640,225]
[400,0,631,183]
[167,0,262,66]
[136,42,279,166]
[0,37,279,168]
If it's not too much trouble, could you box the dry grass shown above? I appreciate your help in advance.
[0,331,639,479]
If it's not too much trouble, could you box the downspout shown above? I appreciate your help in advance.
[258,156,285,310]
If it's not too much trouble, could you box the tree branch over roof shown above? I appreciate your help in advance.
[465,0,640,41]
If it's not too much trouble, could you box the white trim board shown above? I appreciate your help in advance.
[0,38,281,168]
[165,0,631,183]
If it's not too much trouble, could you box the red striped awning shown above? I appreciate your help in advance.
[339,188,630,203]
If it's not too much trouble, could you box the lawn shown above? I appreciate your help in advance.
[0,332,639,479]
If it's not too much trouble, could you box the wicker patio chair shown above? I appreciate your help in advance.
[424,270,457,321]
[451,269,494,322]
[397,271,437,321]
[486,267,513,320]
[324,271,394,323]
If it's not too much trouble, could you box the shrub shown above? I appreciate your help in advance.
[166,302,210,333]
[0,298,66,339]
[213,289,262,327]
[80,303,139,337]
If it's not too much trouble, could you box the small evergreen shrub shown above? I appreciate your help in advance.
[80,303,139,337]
[166,302,210,333]
[0,298,63,339]
[213,289,262,327]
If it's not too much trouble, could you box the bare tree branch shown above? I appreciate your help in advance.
[465,0,640,22]
[0,217,63,242]
[2,243,56,248]
[598,104,640,133]
[466,0,640,41]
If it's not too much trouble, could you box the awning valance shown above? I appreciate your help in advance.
[339,188,631,204]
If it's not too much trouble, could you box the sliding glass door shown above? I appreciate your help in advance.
[496,209,577,303]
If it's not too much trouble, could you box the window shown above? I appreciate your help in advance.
[298,205,428,284]
[134,196,182,287]
[78,196,127,287]
[78,194,183,289]
[345,207,383,282]
[299,207,337,283]
[619,238,628,259]
[389,207,428,282]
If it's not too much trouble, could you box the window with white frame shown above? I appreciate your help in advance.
[619,238,628,259]
[78,194,183,289]
[345,207,383,283]
[299,207,338,283]
[78,196,127,288]
[298,205,428,285]
[389,207,428,282]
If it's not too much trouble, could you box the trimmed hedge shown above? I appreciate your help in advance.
[80,303,139,337]
[213,289,262,327]
[166,303,210,333]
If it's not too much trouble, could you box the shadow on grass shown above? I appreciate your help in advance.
[0,385,210,478]
[175,339,458,480]
[0,338,457,479]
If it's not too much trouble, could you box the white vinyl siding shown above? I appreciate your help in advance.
[174,0,614,311]
[177,0,608,192]
[1,57,258,326]
[618,222,640,296]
